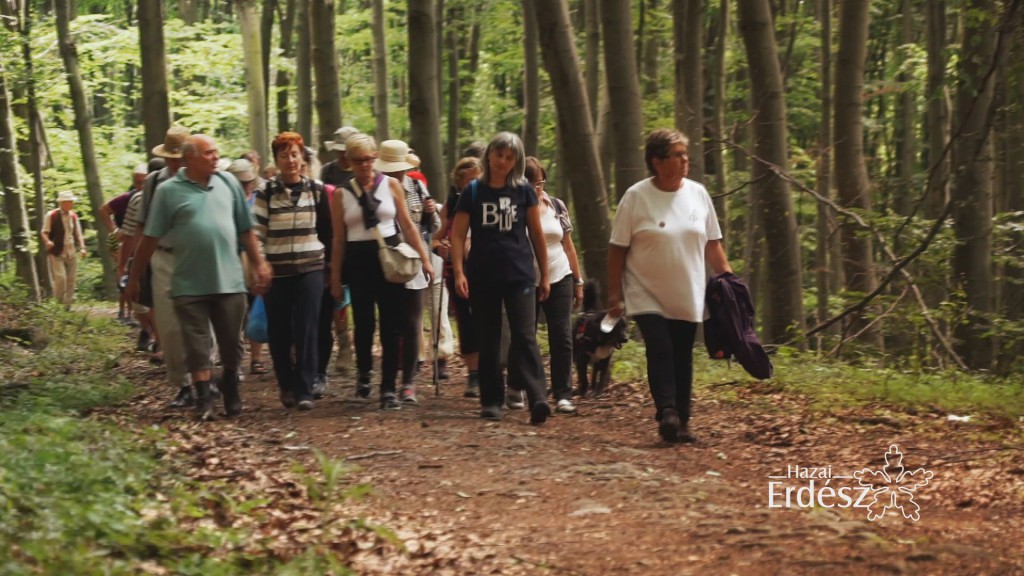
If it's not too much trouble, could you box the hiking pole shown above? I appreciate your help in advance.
[433,277,445,397]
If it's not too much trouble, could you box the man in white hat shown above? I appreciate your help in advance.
[319,126,361,376]
[123,125,201,408]
[39,191,87,307]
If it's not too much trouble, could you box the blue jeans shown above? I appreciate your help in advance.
[265,269,324,402]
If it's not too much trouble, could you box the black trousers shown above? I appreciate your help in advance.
[471,280,546,410]
[446,272,478,355]
[400,287,424,386]
[633,314,697,422]
[317,286,335,376]
[508,274,574,401]
[345,240,404,394]
[265,269,324,402]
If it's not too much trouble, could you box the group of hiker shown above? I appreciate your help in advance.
[45,124,733,442]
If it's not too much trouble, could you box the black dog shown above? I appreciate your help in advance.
[573,281,628,397]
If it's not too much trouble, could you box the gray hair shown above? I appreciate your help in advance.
[481,132,527,188]
[644,129,689,176]
[345,133,378,160]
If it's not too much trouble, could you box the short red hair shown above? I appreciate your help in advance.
[272,132,305,158]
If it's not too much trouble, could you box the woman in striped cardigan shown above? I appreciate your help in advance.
[253,132,333,411]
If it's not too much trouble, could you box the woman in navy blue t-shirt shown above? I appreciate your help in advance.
[450,132,551,424]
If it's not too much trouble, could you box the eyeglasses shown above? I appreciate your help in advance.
[351,156,377,165]
[534,180,546,188]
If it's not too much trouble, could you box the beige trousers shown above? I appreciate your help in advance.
[48,254,78,306]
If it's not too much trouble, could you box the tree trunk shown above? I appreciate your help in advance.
[924,0,949,221]
[310,0,341,154]
[15,0,52,295]
[999,59,1024,370]
[371,0,389,140]
[276,0,296,133]
[179,0,199,23]
[295,0,312,142]
[893,0,915,219]
[445,13,460,167]
[408,0,445,196]
[641,0,659,97]
[260,0,276,125]
[736,0,805,344]
[54,0,117,299]
[0,73,41,301]
[584,0,600,128]
[601,0,645,201]
[522,0,540,156]
[710,0,728,238]
[238,0,269,159]
[814,0,833,333]
[680,0,704,181]
[138,0,170,156]
[833,0,878,343]
[950,1,1013,369]
[534,0,611,293]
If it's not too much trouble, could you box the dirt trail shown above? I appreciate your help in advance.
[113,352,1023,575]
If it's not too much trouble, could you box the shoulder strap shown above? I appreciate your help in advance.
[553,197,567,216]
[471,179,478,203]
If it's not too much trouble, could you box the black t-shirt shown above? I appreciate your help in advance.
[320,162,354,188]
[455,179,538,286]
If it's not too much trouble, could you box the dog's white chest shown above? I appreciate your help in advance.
[588,345,616,361]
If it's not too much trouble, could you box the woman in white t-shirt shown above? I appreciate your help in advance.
[607,129,732,444]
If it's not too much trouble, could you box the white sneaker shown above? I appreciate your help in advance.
[505,388,525,410]
[556,399,577,414]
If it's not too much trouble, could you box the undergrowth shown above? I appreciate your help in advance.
[0,286,356,575]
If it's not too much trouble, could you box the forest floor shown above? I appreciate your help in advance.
[93,322,1024,576]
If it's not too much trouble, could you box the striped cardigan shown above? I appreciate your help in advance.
[253,176,333,277]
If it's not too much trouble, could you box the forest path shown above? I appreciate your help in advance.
[107,342,1022,575]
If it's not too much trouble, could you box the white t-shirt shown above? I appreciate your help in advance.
[534,200,573,285]
[609,177,722,322]
[340,176,398,241]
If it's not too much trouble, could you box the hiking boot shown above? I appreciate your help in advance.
[505,388,525,410]
[437,359,449,380]
[194,380,214,421]
[677,422,696,443]
[135,329,151,352]
[464,371,480,398]
[221,372,242,417]
[279,388,297,409]
[530,402,551,425]
[556,398,577,414]
[658,407,681,443]
[312,374,327,399]
[381,393,402,411]
[480,405,502,421]
[400,385,418,405]
[297,399,314,411]
[356,372,372,398]
[169,386,195,409]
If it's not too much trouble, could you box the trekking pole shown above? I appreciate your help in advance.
[433,278,445,397]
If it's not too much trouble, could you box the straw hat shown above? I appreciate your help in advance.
[57,190,77,203]
[406,152,422,168]
[375,140,415,173]
[216,158,232,171]
[325,126,361,152]
[151,125,192,159]
[227,159,257,183]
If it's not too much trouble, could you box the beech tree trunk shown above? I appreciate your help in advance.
[833,0,879,343]
[534,0,611,292]
[310,0,341,153]
[679,0,704,181]
[55,0,117,298]
[893,0,915,219]
[238,0,268,159]
[641,0,659,97]
[295,0,312,142]
[736,0,805,343]
[710,0,728,238]
[371,0,389,140]
[138,0,170,156]
[0,73,41,300]
[276,0,296,133]
[814,0,833,332]
[584,0,600,128]
[600,0,645,201]
[260,0,275,123]
[445,12,460,167]
[522,0,540,156]
[408,0,445,196]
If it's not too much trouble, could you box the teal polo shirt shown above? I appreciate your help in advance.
[144,168,255,298]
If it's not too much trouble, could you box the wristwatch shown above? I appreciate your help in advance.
[574,278,584,286]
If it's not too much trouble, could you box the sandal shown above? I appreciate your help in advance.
[250,360,269,375]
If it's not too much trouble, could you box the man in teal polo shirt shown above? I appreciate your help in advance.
[128,134,271,420]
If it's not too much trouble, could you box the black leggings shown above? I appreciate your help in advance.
[345,240,404,395]
[446,272,478,355]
